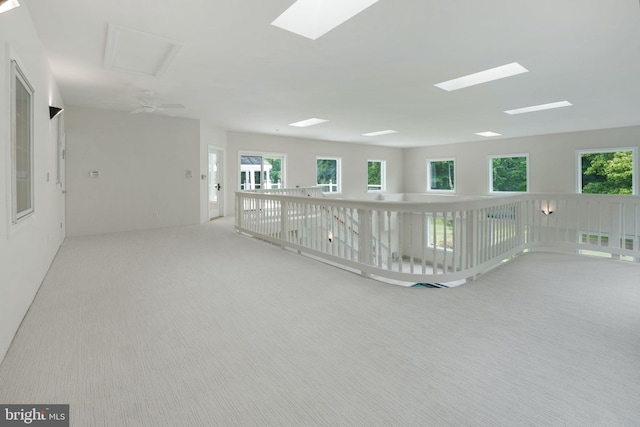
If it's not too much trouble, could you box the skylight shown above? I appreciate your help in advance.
[505,101,573,115]
[0,0,20,14]
[271,0,380,40]
[476,131,502,137]
[363,130,397,136]
[289,118,328,127]
[434,62,528,91]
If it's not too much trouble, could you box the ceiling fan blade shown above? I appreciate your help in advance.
[130,107,156,114]
[103,100,135,106]
[158,103,185,109]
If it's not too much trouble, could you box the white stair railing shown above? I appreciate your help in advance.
[235,191,640,284]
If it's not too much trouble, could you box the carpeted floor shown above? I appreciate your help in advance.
[0,218,639,426]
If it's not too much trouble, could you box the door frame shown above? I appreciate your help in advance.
[207,145,225,219]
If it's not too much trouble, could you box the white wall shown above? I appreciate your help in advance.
[0,4,65,363]
[403,126,640,195]
[226,132,405,213]
[65,106,201,236]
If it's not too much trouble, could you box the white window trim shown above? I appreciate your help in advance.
[425,214,455,252]
[238,151,287,191]
[10,57,35,225]
[367,159,386,193]
[576,147,637,195]
[489,153,530,194]
[316,156,342,194]
[426,157,456,193]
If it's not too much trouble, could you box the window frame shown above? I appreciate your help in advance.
[576,147,637,195]
[10,59,35,224]
[367,159,386,193]
[426,157,456,193]
[426,214,455,252]
[489,153,529,194]
[238,151,286,191]
[316,156,342,194]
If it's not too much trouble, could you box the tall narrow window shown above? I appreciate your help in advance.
[11,60,35,223]
[427,159,455,192]
[367,160,386,192]
[316,157,341,193]
[264,156,283,189]
[578,148,635,195]
[490,154,528,193]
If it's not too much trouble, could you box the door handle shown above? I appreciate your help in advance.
[216,183,221,191]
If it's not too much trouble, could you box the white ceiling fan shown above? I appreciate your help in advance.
[105,90,185,114]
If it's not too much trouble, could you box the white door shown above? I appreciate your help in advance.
[208,146,223,219]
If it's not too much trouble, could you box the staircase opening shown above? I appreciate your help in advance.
[412,283,449,289]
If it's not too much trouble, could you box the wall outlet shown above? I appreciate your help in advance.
[152,211,158,217]
[89,170,99,178]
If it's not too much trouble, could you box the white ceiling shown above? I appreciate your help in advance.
[22,0,640,147]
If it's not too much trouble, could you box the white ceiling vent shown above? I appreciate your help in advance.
[104,24,181,77]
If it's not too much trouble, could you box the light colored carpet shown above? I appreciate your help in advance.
[1,218,639,426]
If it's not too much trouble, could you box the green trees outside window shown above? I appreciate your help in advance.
[264,157,282,187]
[317,158,340,192]
[580,151,633,194]
[368,160,385,191]
[429,160,455,191]
[491,156,528,192]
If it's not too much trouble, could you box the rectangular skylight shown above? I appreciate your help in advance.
[434,62,528,91]
[289,118,328,127]
[504,101,573,115]
[476,131,502,137]
[272,0,380,40]
[0,0,20,14]
[362,130,397,136]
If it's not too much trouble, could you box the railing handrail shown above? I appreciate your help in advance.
[236,191,640,212]
[235,190,640,285]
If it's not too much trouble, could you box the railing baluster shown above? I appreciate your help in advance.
[387,211,392,271]
[235,189,640,283]
[421,212,426,275]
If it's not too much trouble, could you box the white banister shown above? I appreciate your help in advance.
[235,190,640,284]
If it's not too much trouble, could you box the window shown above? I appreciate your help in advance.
[239,153,285,190]
[316,157,341,193]
[490,154,528,193]
[427,215,454,250]
[367,160,386,192]
[427,159,455,192]
[11,60,35,223]
[578,148,636,195]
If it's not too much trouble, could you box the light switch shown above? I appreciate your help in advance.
[185,170,193,179]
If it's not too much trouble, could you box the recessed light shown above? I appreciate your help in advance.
[289,118,329,127]
[476,131,502,137]
[505,101,573,115]
[272,0,380,40]
[434,62,528,91]
[362,130,398,136]
[0,0,20,14]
